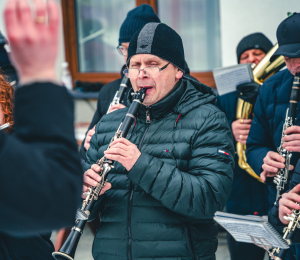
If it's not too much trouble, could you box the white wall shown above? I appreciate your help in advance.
[220,0,300,67]
[0,0,65,78]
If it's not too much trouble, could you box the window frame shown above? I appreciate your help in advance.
[61,0,215,87]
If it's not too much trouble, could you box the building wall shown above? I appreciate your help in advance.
[0,0,299,123]
[220,0,299,66]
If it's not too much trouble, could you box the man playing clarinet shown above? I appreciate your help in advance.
[82,23,234,260]
[246,12,300,259]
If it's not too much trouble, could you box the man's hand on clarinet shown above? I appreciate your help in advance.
[231,119,252,144]
[282,126,300,152]
[104,138,141,171]
[84,125,96,151]
[260,151,294,182]
[108,104,126,114]
[4,0,60,85]
[82,164,111,199]
[279,184,300,225]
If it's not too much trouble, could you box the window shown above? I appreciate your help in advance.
[62,0,217,87]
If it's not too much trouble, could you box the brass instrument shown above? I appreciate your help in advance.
[236,44,285,182]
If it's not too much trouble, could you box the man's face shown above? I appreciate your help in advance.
[284,57,300,76]
[129,54,183,107]
[239,49,266,65]
[121,42,129,64]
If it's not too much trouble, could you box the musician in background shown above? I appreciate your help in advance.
[246,13,300,259]
[82,22,234,260]
[79,4,160,159]
[216,32,273,260]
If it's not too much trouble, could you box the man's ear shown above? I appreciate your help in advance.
[175,69,183,80]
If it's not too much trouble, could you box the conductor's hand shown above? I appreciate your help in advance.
[84,125,96,151]
[104,138,141,171]
[82,164,111,199]
[4,0,60,84]
[231,119,252,144]
[279,184,300,225]
[108,104,126,114]
[282,126,300,152]
[260,151,293,182]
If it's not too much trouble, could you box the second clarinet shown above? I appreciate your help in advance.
[107,76,129,114]
[274,72,300,203]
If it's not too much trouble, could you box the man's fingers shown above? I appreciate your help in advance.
[260,171,267,182]
[91,164,101,173]
[47,0,60,32]
[99,182,112,196]
[282,134,300,142]
[285,126,300,135]
[83,175,99,187]
[280,198,300,210]
[17,0,32,26]
[262,163,279,173]
[110,137,132,147]
[283,142,300,152]
[4,0,19,38]
[268,152,285,163]
[263,157,284,170]
[32,0,46,20]
[241,119,252,124]
[290,183,300,194]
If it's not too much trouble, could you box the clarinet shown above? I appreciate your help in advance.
[0,123,10,130]
[106,76,129,114]
[52,88,146,260]
[274,73,300,203]
[269,203,300,260]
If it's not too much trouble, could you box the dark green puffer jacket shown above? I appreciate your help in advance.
[83,76,234,260]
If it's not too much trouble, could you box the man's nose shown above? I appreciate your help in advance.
[247,54,255,64]
[137,69,148,78]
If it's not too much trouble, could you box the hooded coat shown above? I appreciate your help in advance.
[82,76,235,260]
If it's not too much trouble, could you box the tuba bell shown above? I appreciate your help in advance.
[236,44,285,182]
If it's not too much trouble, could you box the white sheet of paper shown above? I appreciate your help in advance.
[213,64,253,96]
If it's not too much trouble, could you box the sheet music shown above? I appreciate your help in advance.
[213,63,253,96]
[214,212,289,249]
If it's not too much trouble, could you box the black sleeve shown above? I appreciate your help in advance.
[79,78,124,160]
[0,83,83,235]
[79,90,103,160]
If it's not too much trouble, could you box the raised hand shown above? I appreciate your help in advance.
[4,0,60,84]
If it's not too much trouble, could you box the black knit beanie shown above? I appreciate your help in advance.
[119,4,160,46]
[236,32,273,63]
[127,23,185,72]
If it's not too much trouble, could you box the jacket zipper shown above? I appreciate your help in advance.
[128,108,152,260]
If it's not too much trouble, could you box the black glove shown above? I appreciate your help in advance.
[236,82,260,104]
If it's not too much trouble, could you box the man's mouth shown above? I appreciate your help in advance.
[139,86,153,94]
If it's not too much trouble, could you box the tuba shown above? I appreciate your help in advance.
[236,44,285,182]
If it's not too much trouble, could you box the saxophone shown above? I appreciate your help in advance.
[52,88,146,260]
[269,203,300,260]
[274,73,300,203]
[236,44,285,182]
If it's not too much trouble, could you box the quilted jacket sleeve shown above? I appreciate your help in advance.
[128,111,234,220]
[246,86,275,177]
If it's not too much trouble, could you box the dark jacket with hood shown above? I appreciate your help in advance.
[82,76,235,260]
